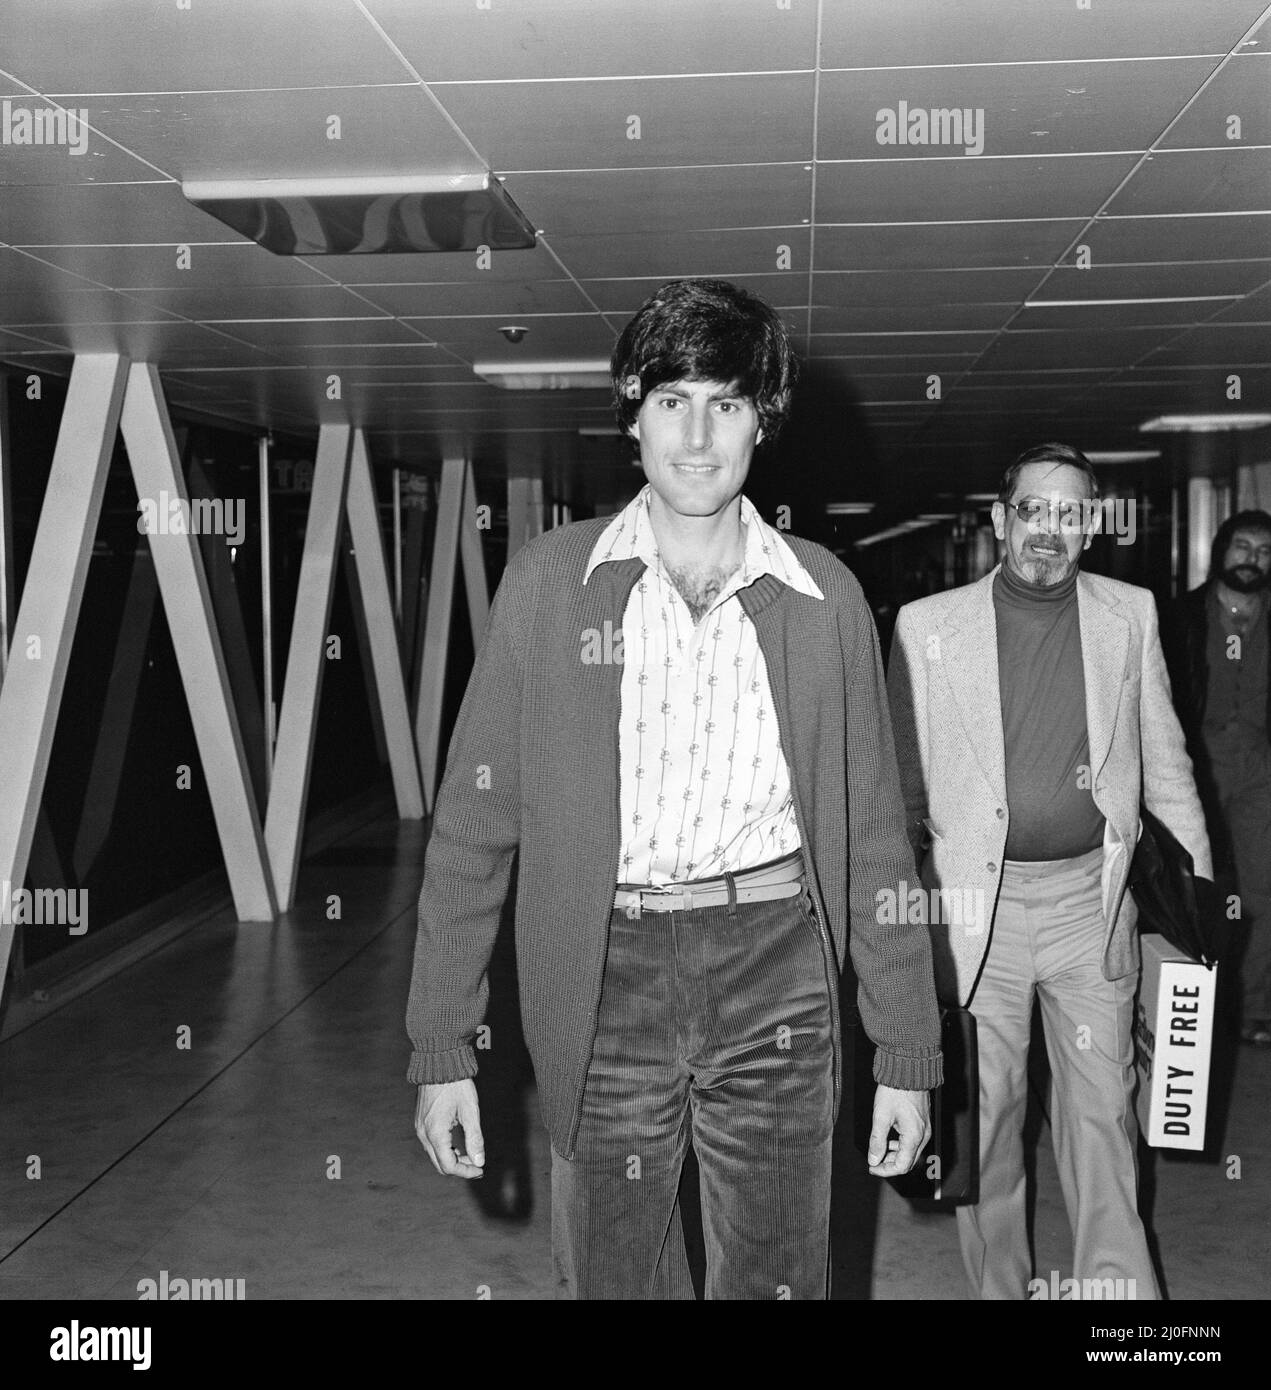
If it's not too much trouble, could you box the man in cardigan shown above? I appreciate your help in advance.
[407,279,943,1300]
[887,443,1211,1300]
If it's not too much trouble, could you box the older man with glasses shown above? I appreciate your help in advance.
[886,442,1211,1300]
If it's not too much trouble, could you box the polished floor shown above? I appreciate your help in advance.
[1,811,1267,1301]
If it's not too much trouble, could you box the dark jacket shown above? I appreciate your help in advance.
[405,517,943,1158]
[1163,583,1271,871]
[1163,584,1271,748]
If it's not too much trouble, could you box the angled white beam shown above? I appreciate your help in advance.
[0,354,129,995]
[414,453,466,813]
[264,421,352,909]
[72,545,157,880]
[346,430,423,819]
[121,363,276,922]
[459,461,490,645]
[507,473,544,561]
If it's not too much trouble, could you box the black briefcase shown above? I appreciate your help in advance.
[1128,804,1219,966]
[852,1006,979,1205]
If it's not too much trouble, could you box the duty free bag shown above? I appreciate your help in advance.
[1133,932,1216,1151]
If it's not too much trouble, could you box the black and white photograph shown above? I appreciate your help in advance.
[0,0,1267,1357]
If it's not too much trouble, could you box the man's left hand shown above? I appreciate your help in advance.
[867,1085,932,1177]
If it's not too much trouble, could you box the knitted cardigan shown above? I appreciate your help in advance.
[405,517,944,1158]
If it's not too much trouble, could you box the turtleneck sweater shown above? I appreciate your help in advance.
[992,563,1106,861]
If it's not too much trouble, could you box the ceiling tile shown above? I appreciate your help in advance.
[0,288,184,322]
[816,154,1139,223]
[818,0,1268,68]
[208,317,430,347]
[811,268,1042,306]
[320,242,558,286]
[1142,323,1271,363]
[582,273,805,315]
[353,278,592,316]
[1032,261,1271,298]
[1161,55,1271,148]
[1210,277,1271,320]
[5,0,409,92]
[124,284,393,319]
[78,87,478,182]
[817,60,1215,160]
[548,228,811,280]
[3,319,267,355]
[365,0,818,81]
[976,325,1175,369]
[404,312,614,356]
[1084,213,1271,262]
[13,240,333,290]
[0,101,165,183]
[814,220,1082,271]
[811,301,1018,332]
[1107,148,1271,215]
[509,164,812,237]
[436,74,814,171]
[0,180,242,244]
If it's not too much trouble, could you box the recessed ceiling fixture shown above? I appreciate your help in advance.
[182,172,537,255]
[1085,450,1162,462]
[473,359,611,390]
[824,502,875,515]
[1139,413,1271,433]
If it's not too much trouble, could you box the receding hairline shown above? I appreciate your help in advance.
[1004,458,1099,500]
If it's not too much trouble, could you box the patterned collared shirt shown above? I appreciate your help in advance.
[584,485,824,886]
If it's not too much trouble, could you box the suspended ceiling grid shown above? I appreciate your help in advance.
[0,0,1268,495]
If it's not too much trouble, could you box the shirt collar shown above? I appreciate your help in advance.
[583,485,823,600]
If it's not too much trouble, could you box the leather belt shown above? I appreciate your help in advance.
[614,851,805,916]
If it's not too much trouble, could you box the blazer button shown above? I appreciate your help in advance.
[995,807,1005,818]
[986,862,997,873]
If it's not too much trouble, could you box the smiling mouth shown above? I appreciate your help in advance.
[673,463,719,473]
[1028,540,1063,555]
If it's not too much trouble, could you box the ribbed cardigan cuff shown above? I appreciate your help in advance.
[873,1049,944,1092]
[406,1045,479,1086]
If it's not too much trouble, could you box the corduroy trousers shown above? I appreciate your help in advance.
[551,889,835,1299]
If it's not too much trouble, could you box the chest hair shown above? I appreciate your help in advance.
[664,560,739,626]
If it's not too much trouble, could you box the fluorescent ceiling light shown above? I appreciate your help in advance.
[963,492,999,501]
[856,518,939,547]
[918,512,957,521]
[824,502,875,515]
[578,425,622,436]
[475,360,611,390]
[1085,450,1162,462]
[1140,413,1271,433]
[1024,296,1242,308]
[183,172,536,255]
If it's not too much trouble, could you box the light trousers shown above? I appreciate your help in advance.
[957,846,1159,1300]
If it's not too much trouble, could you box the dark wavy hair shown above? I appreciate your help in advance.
[1208,508,1271,581]
[997,442,1100,505]
[610,279,798,443]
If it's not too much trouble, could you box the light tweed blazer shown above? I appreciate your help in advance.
[886,566,1212,1008]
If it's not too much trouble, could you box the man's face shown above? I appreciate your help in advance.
[991,460,1096,588]
[1219,527,1271,593]
[628,377,761,521]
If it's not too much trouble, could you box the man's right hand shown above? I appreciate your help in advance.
[414,1080,485,1180]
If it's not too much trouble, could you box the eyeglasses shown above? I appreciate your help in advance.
[1005,496,1094,530]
